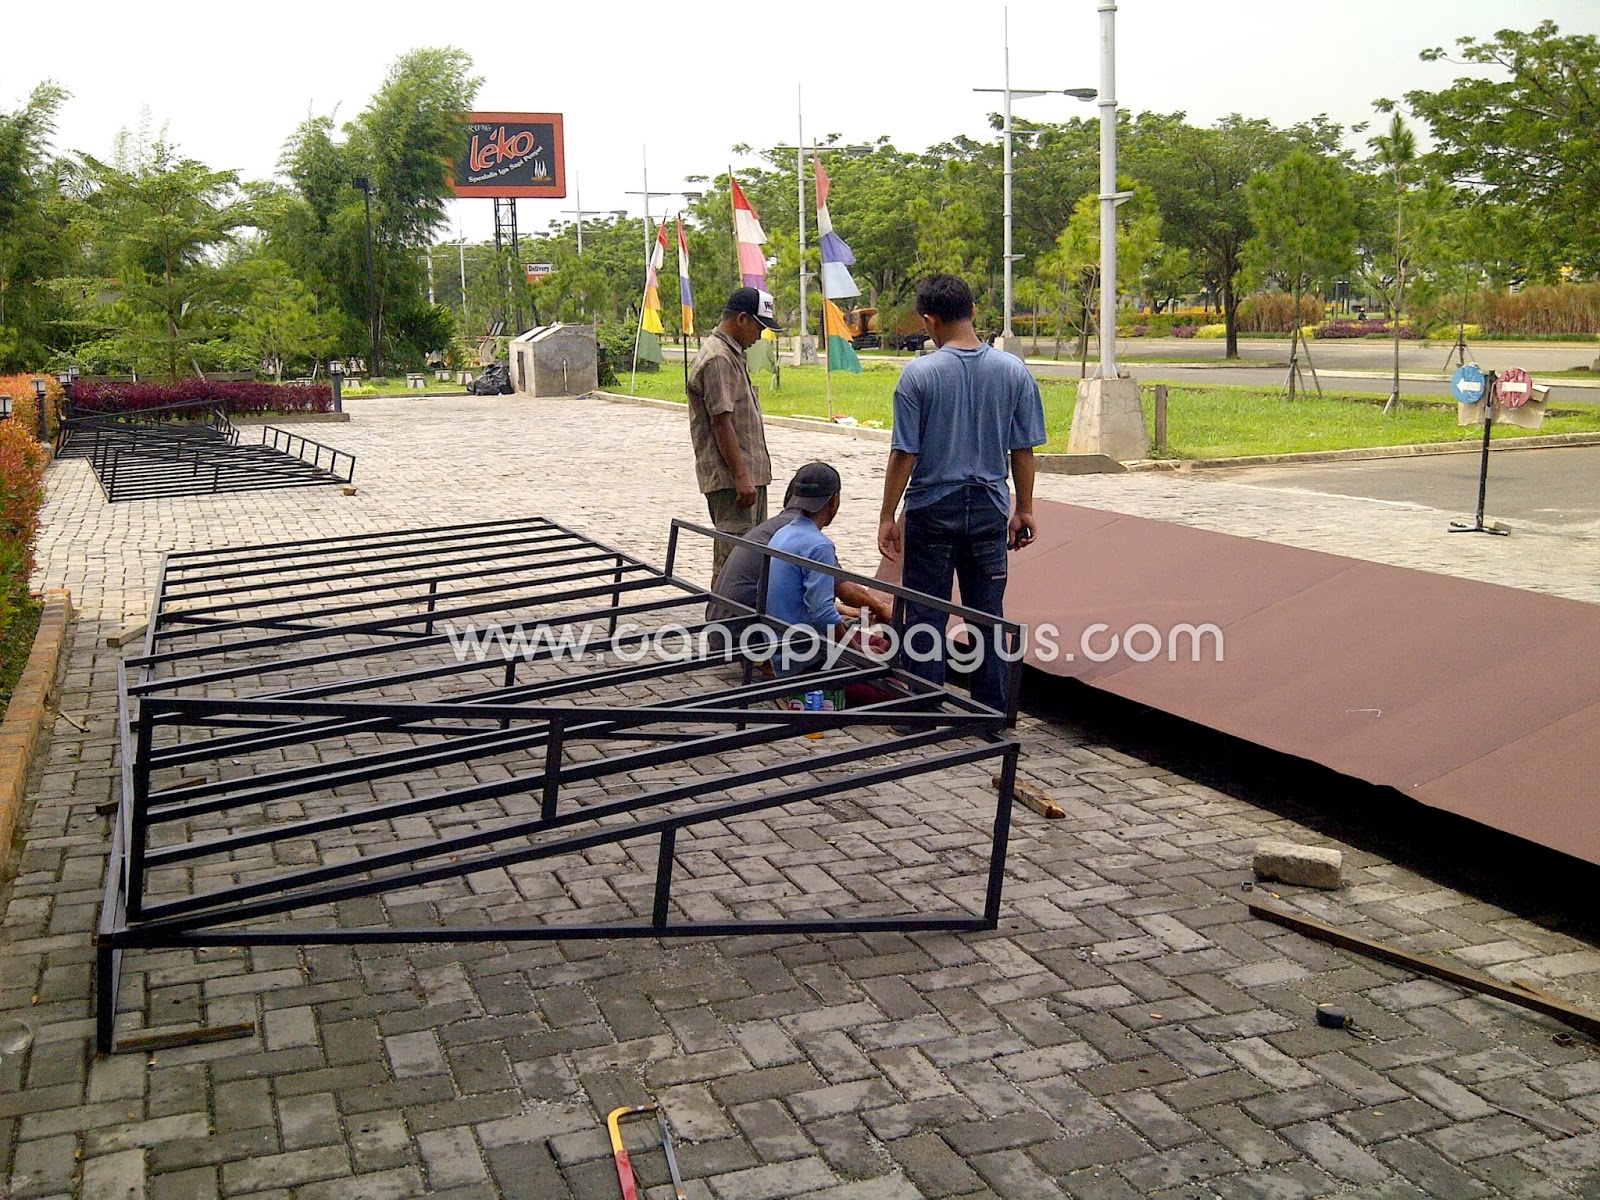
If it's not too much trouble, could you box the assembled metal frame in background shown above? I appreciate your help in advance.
[95,515,1025,1052]
[57,399,354,502]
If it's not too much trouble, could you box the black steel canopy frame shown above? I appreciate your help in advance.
[58,400,355,502]
[95,515,1024,1052]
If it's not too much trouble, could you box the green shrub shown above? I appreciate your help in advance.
[1194,324,1228,339]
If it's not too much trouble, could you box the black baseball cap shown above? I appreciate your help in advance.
[787,462,841,513]
[725,287,784,332]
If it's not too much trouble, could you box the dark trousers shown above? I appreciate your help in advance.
[705,486,768,584]
[900,486,1011,711]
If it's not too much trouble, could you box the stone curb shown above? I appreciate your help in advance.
[231,412,352,423]
[0,588,73,874]
[1037,453,1126,475]
[590,389,894,442]
[590,389,1600,469]
[1126,430,1600,472]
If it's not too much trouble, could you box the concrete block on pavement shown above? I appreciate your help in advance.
[1254,840,1343,890]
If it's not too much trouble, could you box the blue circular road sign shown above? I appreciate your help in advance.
[1451,363,1487,404]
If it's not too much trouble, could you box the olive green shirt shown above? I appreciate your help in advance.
[687,329,773,494]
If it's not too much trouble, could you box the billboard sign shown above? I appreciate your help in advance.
[452,112,566,198]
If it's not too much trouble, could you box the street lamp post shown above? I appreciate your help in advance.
[1094,0,1133,380]
[1065,0,1147,461]
[329,359,344,413]
[624,151,699,304]
[351,176,379,377]
[976,9,1096,353]
[31,378,47,443]
[55,366,77,443]
[559,177,630,257]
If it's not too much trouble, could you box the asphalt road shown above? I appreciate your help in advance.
[1102,336,1599,374]
[1020,337,1599,402]
[1212,443,1600,531]
[673,337,1599,402]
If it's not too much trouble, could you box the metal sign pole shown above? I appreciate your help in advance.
[1449,367,1508,536]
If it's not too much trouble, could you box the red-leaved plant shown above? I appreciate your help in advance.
[0,420,49,634]
[72,379,333,416]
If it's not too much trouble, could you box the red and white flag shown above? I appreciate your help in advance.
[730,176,767,290]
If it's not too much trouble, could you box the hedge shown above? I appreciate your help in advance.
[71,379,334,416]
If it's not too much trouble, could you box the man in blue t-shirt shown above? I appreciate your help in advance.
[877,274,1046,712]
[765,463,849,673]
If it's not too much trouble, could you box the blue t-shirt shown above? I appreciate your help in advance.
[891,344,1047,513]
[765,515,840,631]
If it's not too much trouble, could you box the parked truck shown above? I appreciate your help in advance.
[841,307,928,352]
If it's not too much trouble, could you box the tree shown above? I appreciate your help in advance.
[1403,21,1600,278]
[1125,113,1336,357]
[1244,148,1356,397]
[232,254,337,379]
[0,82,73,370]
[1040,182,1167,368]
[78,126,248,380]
[1370,113,1416,410]
[268,48,480,369]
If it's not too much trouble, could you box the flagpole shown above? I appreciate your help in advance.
[679,215,691,399]
[814,145,834,423]
[630,297,646,395]
[630,215,651,396]
[797,86,808,349]
[631,152,651,394]
[728,165,740,286]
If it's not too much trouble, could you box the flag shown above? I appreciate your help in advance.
[642,219,667,335]
[823,299,862,373]
[814,156,860,300]
[637,219,666,365]
[730,176,767,289]
[676,216,694,335]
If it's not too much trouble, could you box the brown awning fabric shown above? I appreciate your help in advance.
[885,499,1600,866]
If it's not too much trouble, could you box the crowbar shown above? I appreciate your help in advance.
[606,1105,653,1200]
[606,1104,687,1200]
[656,1107,687,1199]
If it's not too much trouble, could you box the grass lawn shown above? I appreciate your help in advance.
[0,599,41,713]
[343,379,465,398]
[621,364,1600,459]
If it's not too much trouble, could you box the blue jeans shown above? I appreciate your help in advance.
[900,485,1011,711]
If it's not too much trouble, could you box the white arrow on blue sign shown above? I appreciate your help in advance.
[1451,363,1487,404]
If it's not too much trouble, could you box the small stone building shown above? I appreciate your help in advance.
[508,324,599,397]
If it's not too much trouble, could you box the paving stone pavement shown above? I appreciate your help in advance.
[4,393,1599,1199]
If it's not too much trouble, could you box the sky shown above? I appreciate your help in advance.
[7,0,1597,243]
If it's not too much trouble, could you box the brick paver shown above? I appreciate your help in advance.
[3,393,1598,1198]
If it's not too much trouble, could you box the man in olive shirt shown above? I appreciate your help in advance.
[688,287,778,582]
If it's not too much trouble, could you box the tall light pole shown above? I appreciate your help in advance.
[625,150,700,273]
[1095,0,1133,379]
[976,8,1094,352]
[1066,0,1146,460]
[553,173,620,256]
[351,175,378,376]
